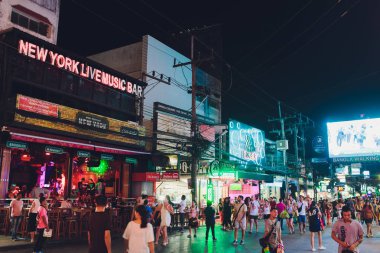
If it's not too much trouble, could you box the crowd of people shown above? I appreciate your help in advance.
[6,191,380,253]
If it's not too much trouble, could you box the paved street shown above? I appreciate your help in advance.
[4,221,379,253]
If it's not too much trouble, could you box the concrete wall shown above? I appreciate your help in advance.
[89,42,143,80]
[0,0,60,44]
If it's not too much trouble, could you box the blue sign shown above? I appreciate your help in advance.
[229,119,266,166]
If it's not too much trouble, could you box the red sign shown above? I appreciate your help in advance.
[17,95,58,118]
[161,172,179,180]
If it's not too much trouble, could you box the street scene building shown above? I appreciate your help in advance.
[1,1,380,253]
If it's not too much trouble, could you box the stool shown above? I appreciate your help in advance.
[66,218,78,239]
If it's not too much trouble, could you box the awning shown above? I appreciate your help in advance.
[12,5,52,24]
[237,171,274,183]
[8,127,149,155]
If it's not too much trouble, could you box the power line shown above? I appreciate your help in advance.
[247,0,341,75]
[235,0,313,66]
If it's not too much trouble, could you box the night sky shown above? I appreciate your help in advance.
[58,0,380,134]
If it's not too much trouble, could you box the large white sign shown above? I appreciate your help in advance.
[327,118,380,158]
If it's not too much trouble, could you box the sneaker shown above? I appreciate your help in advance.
[232,240,238,245]
[318,246,326,250]
[370,234,374,238]
[248,231,252,234]
[311,248,316,252]
[213,238,217,241]
[187,235,191,238]
[240,240,245,245]
[194,234,197,238]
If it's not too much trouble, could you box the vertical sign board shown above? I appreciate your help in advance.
[206,183,214,203]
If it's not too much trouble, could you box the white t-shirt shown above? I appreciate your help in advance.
[250,200,260,216]
[179,200,186,213]
[10,199,23,217]
[297,200,308,215]
[123,221,154,253]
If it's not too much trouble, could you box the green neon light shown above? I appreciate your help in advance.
[89,159,109,175]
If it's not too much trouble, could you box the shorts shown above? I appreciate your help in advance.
[189,217,199,228]
[180,213,185,225]
[298,215,306,223]
[365,218,373,224]
[288,214,293,219]
[234,218,247,230]
[264,214,270,220]
[249,215,259,220]
[27,213,37,232]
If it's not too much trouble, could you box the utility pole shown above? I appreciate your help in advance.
[190,34,199,202]
[269,102,296,199]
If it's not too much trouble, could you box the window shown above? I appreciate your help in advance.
[93,83,107,104]
[121,93,135,113]
[78,80,93,99]
[107,89,121,109]
[61,74,77,94]
[44,67,61,89]
[10,10,50,37]
[28,61,44,83]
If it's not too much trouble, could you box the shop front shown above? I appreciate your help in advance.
[0,29,147,199]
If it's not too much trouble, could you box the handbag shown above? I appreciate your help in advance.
[259,221,277,248]
[43,229,53,238]
[233,203,245,224]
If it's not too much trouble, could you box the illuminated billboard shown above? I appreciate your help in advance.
[327,118,380,158]
[229,120,265,166]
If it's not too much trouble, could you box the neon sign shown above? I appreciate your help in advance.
[18,40,143,97]
[229,120,266,166]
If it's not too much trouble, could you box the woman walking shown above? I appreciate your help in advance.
[308,201,326,251]
[28,193,43,243]
[222,197,232,230]
[263,200,271,220]
[33,196,50,253]
[362,200,375,237]
[286,199,294,234]
[123,205,155,253]
[154,195,173,246]
[188,200,199,238]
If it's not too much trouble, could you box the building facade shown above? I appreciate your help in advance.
[0,0,60,44]
[0,29,148,199]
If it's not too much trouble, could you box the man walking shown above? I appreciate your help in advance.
[10,193,23,241]
[88,195,112,253]
[297,195,308,234]
[249,195,260,233]
[204,201,217,242]
[331,205,364,253]
[232,195,247,245]
[179,195,186,233]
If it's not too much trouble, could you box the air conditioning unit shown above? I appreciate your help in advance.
[276,140,288,151]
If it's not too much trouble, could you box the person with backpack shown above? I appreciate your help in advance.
[308,201,326,251]
[297,195,308,234]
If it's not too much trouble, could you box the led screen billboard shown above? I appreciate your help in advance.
[327,118,380,158]
[229,120,265,166]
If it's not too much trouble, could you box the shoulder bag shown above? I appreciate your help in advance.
[233,203,245,224]
[259,221,278,248]
[298,203,303,213]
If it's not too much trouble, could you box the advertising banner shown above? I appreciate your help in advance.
[15,94,145,147]
[327,118,380,158]
[229,119,266,166]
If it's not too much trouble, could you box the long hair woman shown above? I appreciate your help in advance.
[308,201,326,251]
[154,195,173,246]
[123,205,155,253]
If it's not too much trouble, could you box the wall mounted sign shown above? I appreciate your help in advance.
[6,141,28,150]
[76,112,109,131]
[101,154,114,161]
[77,151,91,158]
[45,145,64,154]
[15,94,145,147]
[18,40,143,97]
